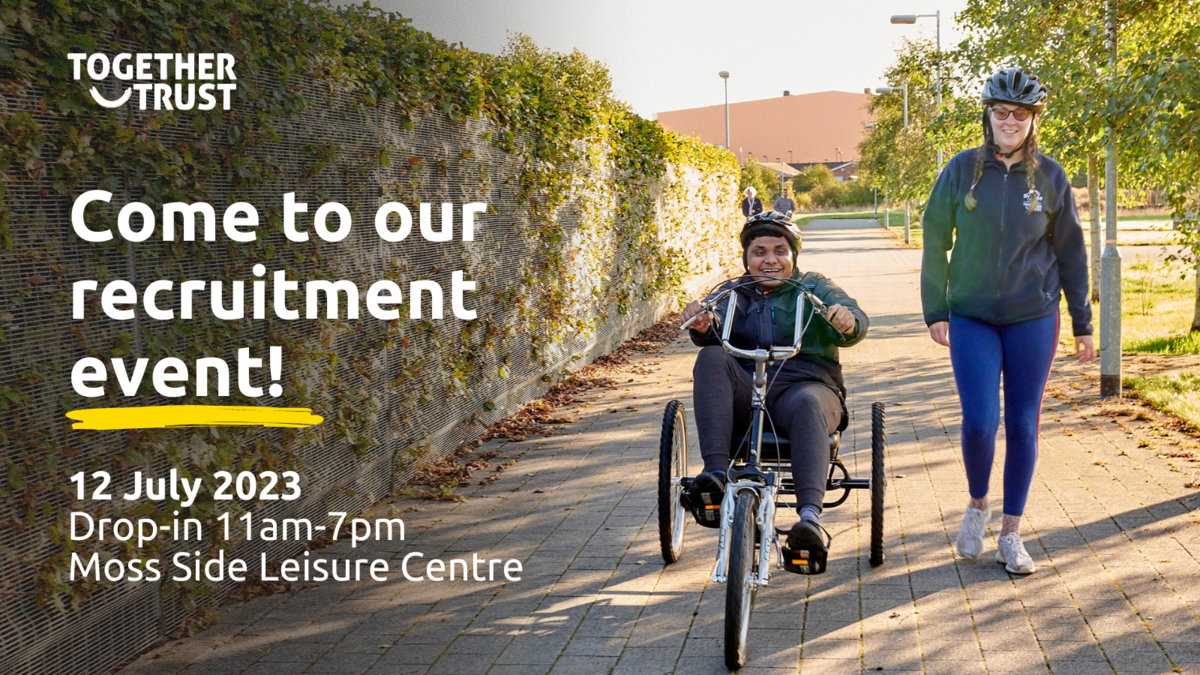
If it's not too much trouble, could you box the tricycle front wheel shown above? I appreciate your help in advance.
[724,489,759,670]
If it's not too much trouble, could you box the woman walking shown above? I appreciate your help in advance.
[921,68,1094,574]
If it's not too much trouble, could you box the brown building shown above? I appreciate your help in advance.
[790,161,859,182]
[656,91,871,165]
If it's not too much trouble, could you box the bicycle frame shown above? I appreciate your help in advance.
[708,286,811,587]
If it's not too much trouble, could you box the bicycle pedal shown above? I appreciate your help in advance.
[780,542,828,575]
[681,489,723,529]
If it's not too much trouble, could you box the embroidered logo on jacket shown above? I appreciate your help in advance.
[1023,189,1043,212]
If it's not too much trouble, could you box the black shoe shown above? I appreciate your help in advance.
[690,470,726,495]
[786,518,829,551]
[683,470,725,528]
[782,519,831,575]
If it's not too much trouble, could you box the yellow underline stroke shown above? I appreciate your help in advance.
[66,405,323,431]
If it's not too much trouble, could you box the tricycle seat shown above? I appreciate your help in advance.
[731,430,840,463]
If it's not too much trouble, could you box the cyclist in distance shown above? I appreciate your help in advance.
[680,211,869,559]
[921,68,1094,574]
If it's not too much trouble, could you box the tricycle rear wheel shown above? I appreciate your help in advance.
[870,402,886,567]
[658,400,688,563]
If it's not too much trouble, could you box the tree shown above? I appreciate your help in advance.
[809,182,847,208]
[793,164,835,194]
[857,37,946,220]
[739,159,780,203]
[842,179,876,207]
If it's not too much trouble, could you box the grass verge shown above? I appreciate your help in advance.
[1079,213,1174,223]
[1120,260,1197,353]
[794,209,877,228]
[1126,372,1200,432]
[1057,259,1197,354]
[1052,259,1199,431]
[794,209,925,247]
[874,209,922,248]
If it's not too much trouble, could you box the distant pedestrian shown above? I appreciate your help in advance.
[773,188,796,218]
[921,68,1094,575]
[740,187,763,217]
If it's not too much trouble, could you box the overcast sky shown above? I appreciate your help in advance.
[358,0,972,119]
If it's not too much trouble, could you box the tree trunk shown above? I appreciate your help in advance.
[1192,257,1200,332]
[1088,154,1101,302]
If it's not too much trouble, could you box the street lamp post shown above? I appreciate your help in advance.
[1100,2,1122,397]
[719,71,730,150]
[877,86,910,243]
[876,86,908,127]
[891,11,942,172]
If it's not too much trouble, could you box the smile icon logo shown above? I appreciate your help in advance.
[68,53,238,111]
[88,86,133,109]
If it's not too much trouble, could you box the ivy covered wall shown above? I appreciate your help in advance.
[0,2,740,672]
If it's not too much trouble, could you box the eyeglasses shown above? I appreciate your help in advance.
[990,107,1032,121]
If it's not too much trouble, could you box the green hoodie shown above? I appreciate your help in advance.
[689,269,869,383]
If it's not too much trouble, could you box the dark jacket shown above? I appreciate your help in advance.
[741,197,764,217]
[689,270,869,397]
[921,147,1093,335]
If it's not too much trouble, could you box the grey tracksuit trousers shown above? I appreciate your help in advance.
[692,345,843,513]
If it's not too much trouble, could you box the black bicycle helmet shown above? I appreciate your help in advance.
[980,68,1047,113]
[739,210,801,268]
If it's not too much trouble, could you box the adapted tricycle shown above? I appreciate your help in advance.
[661,276,886,669]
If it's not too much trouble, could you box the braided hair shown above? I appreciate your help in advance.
[963,107,1041,213]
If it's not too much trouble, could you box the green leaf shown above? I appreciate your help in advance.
[8,465,26,490]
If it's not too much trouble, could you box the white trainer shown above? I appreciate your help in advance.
[996,532,1036,574]
[954,503,991,560]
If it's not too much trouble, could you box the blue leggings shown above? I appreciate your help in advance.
[949,312,1058,517]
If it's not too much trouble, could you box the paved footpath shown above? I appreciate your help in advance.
[123,220,1200,675]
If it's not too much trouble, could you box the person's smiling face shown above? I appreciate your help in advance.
[989,104,1033,155]
[746,235,794,290]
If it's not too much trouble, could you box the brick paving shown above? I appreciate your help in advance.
[122,220,1200,675]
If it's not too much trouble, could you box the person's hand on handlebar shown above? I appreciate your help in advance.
[681,299,711,334]
[826,304,855,335]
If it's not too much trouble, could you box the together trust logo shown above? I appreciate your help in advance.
[67,53,237,110]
